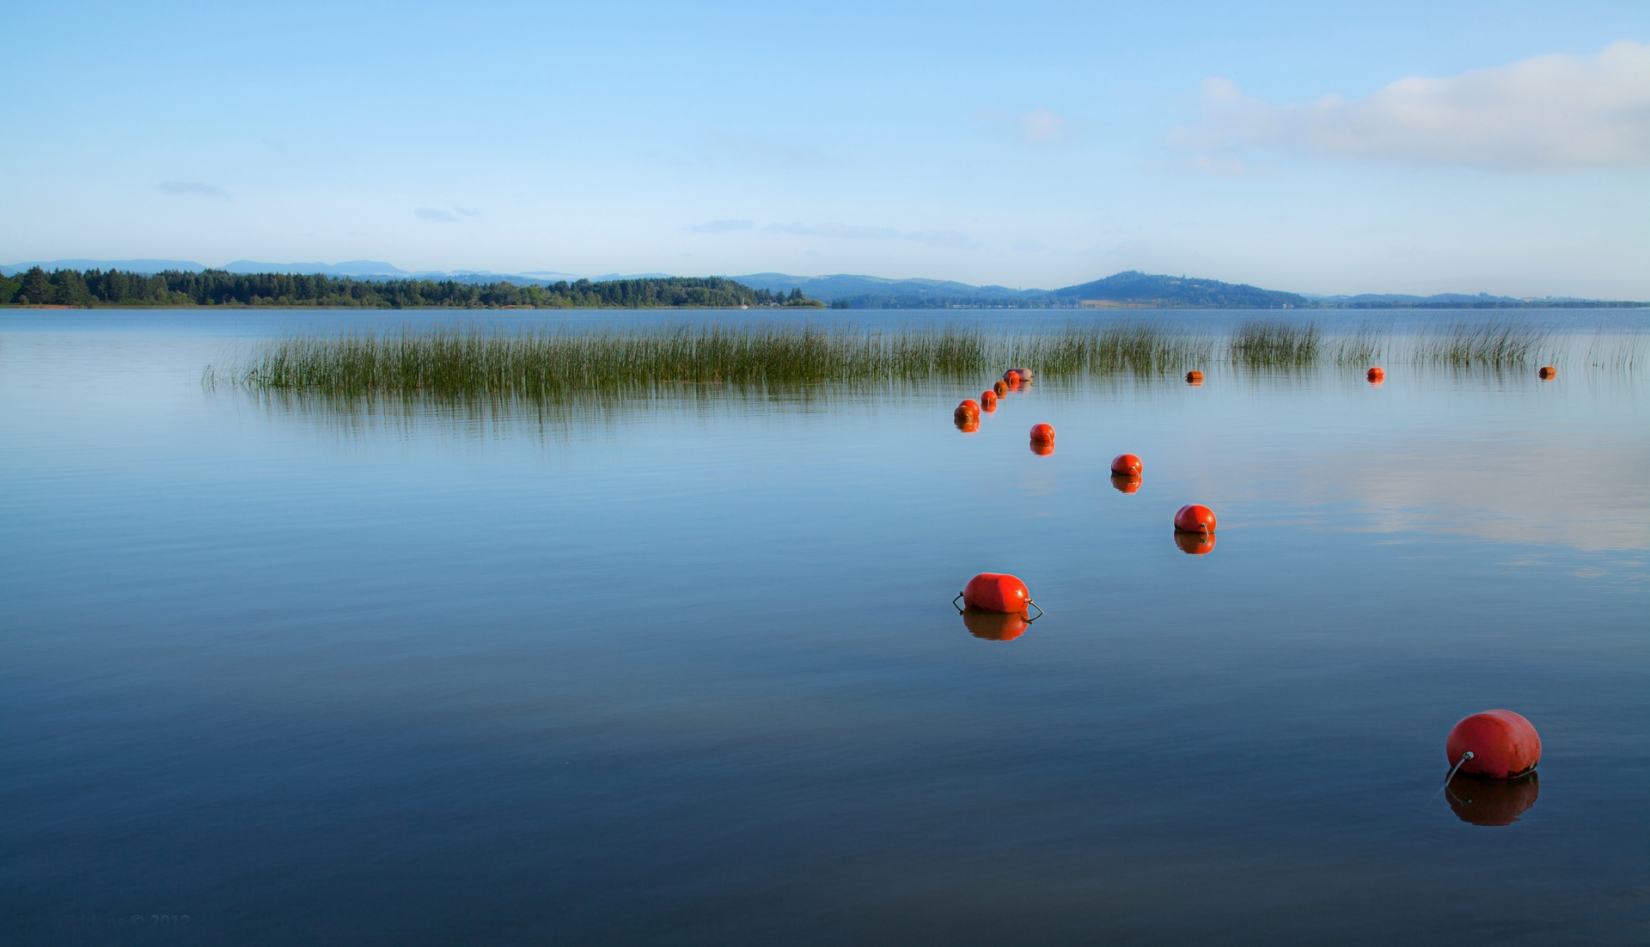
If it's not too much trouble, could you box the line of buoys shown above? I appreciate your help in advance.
[1185,370,1204,386]
[1539,365,1557,379]
[1447,709,1541,779]
[1367,366,1385,383]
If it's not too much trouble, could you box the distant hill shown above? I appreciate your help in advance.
[1049,271,1306,309]
[224,260,410,276]
[733,273,1048,307]
[2,259,206,276]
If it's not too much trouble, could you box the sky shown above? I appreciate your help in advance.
[3,0,1648,296]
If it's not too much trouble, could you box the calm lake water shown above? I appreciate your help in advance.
[3,309,1648,946]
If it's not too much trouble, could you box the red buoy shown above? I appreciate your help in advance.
[1174,504,1216,534]
[1110,453,1142,477]
[1174,531,1215,555]
[1447,773,1539,826]
[962,573,1032,614]
[961,609,1029,641]
[1367,366,1385,383]
[1004,370,1022,386]
[993,380,1009,397]
[1447,710,1541,779]
[954,399,980,423]
[1005,367,1033,383]
[1539,366,1557,379]
[1029,423,1055,442]
[1186,370,1204,385]
[981,390,998,409]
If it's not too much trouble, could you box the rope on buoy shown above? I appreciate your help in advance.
[1432,751,1474,800]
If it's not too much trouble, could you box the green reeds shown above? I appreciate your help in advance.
[1230,320,1320,368]
[213,322,1210,397]
[1415,322,1546,366]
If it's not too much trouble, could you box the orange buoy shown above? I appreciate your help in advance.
[1110,453,1142,477]
[1539,366,1557,379]
[981,390,998,408]
[1367,366,1385,383]
[954,399,980,422]
[1173,504,1216,534]
[1186,370,1204,386]
[1447,709,1541,779]
[1005,367,1033,383]
[1029,423,1055,442]
[1110,474,1141,494]
[1447,773,1539,826]
[1004,370,1022,385]
[993,380,1008,397]
[961,572,1032,614]
[961,608,1029,641]
[954,416,980,433]
[1174,531,1215,555]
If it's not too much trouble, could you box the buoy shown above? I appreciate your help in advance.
[961,609,1029,641]
[954,399,980,422]
[955,416,980,433]
[1186,371,1204,386]
[1029,423,1055,442]
[1446,709,1541,779]
[1447,773,1539,826]
[960,572,1033,614]
[1110,475,1141,494]
[1367,366,1385,382]
[1110,453,1142,477]
[981,390,998,409]
[1004,370,1022,386]
[1539,366,1557,379]
[993,380,1008,397]
[1005,367,1034,383]
[1173,504,1216,534]
[1174,531,1215,555]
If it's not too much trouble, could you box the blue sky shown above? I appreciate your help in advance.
[3,0,1648,295]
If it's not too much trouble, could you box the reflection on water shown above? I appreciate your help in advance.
[1111,474,1142,494]
[1174,531,1217,555]
[1447,773,1540,826]
[959,608,1032,641]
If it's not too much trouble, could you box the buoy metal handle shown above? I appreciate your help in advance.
[952,592,966,613]
[1025,600,1045,623]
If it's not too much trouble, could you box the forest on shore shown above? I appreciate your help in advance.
[0,267,825,309]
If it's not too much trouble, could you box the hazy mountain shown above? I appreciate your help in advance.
[1049,271,1306,308]
[2,259,205,276]
[223,260,410,276]
[732,273,1044,305]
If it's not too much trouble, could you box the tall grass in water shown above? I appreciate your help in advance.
[1415,322,1547,367]
[1230,320,1320,368]
[215,322,1211,397]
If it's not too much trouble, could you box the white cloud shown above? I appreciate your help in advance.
[766,222,981,250]
[1019,109,1065,143]
[1178,41,1650,171]
[159,181,228,199]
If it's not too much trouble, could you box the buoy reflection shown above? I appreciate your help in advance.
[1174,531,1215,555]
[1111,475,1142,494]
[1030,440,1054,456]
[1447,773,1539,826]
[955,416,980,434]
[961,608,1029,641]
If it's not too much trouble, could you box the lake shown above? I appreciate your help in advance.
[2,308,1647,946]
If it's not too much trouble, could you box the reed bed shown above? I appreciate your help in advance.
[211,322,1213,397]
[1414,322,1547,367]
[1230,320,1320,368]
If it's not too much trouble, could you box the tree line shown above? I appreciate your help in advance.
[0,267,825,309]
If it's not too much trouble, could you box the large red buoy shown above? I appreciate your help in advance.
[1186,371,1204,386]
[1029,423,1055,442]
[993,380,1009,397]
[1174,531,1215,555]
[961,573,1033,614]
[1539,366,1557,379]
[1110,453,1142,477]
[961,609,1029,641]
[1111,475,1141,494]
[1447,710,1541,779]
[1447,773,1539,826]
[954,399,980,422]
[1367,366,1385,383]
[1174,504,1216,534]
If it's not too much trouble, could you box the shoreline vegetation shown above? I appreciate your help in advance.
[205,321,1643,399]
[0,268,827,310]
[3,266,1644,310]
